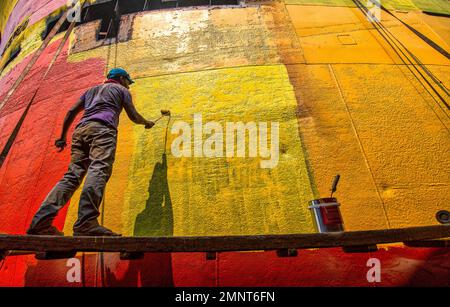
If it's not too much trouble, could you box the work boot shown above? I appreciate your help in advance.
[26,226,64,236]
[73,225,121,237]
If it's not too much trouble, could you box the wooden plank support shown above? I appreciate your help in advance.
[276,249,298,257]
[0,225,448,255]
[2,251,74,261]
[120,252,145,260]
[403,239,450,248]
[342,245,378,253]
[206,252,217,260]
[6,251,38,257]
[35,251,77,260]
[0,250,6,261]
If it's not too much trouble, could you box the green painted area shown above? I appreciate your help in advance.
[411,0,450,14]
[383,0,417,11]
[285,0,450,14]
[126,65,316,236]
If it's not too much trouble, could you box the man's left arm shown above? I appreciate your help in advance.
[55,99,84,151]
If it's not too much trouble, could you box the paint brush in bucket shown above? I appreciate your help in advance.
[308,174,345,233]
[330,174,340,198]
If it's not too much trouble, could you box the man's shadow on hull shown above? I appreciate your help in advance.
[103,150,175,286]
[134,153,173,237]
[134,118,174,238]
[106,119,174,285]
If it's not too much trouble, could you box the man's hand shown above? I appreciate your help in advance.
[145,120,155,129]
[55,139,67,152]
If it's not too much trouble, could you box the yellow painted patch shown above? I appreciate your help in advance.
[0,0,19,34]
[63,65,316,236]
[288,62,449,230]
[0,15,68,77]
[287,64,392,230]
[331,63,450,227]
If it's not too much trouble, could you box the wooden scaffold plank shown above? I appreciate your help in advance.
[0,225,449,254]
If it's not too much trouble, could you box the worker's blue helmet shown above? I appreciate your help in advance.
[107,68,134,84]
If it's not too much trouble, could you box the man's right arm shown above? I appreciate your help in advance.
[122,90,154,129]
[55,98,85,151]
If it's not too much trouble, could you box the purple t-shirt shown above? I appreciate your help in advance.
[78,81,132,130]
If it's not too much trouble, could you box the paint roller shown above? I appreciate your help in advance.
[153,109,172,124]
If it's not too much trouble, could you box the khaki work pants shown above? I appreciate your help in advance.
[28,121,117,232]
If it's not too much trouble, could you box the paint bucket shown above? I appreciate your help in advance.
[308,198,344,233]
